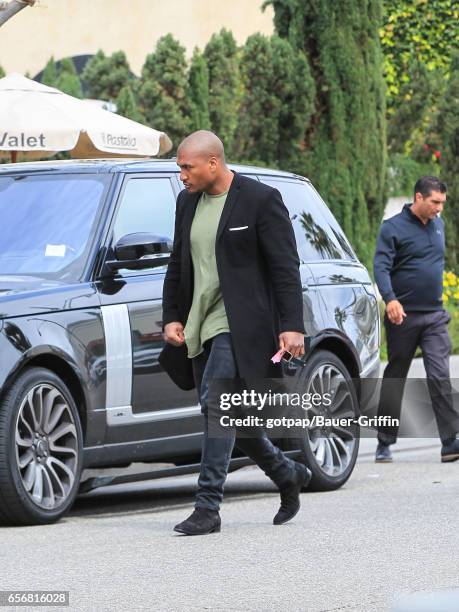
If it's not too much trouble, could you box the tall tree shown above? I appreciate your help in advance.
[56,58,82,98]
[235,34,315,169]
[139,34,191,152]
[41,56,58,88]
[116,85,143,123]
[204,29,242,158]
[271,35,315,172]
[435,53,459,272]
[0,0,35,27]
[266,0,387,270]
[235,34,281,166]
[188,48,211,132]
[82,50,132,101]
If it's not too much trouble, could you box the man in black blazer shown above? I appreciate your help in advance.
[162,130,311,535]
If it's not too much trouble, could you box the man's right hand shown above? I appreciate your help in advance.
[386,300,407,325]
[163,322,185,346]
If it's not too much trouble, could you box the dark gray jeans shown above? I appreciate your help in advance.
[191,332,297,511]
[377,309,459,444]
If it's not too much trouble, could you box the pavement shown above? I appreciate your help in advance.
[0,357,458,612]
[1,439,457,612]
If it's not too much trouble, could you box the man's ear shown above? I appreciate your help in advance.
[209,156,218,172]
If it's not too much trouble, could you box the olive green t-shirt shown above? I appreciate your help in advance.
[183,189,230,358]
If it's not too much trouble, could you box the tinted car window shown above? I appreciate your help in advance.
[307,182,356,261]
[259,178,356,262]
[0,174,109,281]
[112,177,176,275]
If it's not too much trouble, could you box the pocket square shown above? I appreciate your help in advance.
[229,226,249,231]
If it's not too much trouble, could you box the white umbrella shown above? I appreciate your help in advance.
[0,73,172,161]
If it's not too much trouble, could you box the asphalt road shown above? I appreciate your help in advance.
[1,358,458,612]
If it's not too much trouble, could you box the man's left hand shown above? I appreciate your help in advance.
[279,331,305,359]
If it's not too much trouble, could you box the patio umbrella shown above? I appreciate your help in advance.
[0,73,172,162]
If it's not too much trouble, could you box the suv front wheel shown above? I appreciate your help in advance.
[0,367,83,526]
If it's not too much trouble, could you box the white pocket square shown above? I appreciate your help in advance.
[229,226,249,231]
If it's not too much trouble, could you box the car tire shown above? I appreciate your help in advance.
[284,349,360,492]
[0,367,83,526]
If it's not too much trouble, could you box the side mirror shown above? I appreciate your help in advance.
[105,232,172,272]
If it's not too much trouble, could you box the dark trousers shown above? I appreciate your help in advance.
[377,309,459,444]
[191,332,297,511]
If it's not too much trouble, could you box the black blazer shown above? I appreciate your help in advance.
[162,171,305,382]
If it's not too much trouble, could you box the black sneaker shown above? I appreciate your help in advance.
[173,507,221,535]
[273,463,312,526]
[375,442,393,463]
[441,437,459,463]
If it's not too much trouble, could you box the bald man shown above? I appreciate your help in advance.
[162,130,311,535]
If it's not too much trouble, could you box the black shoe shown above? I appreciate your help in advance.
[441,437,459,463]
[375,442,393,463]
[173,507,221,535]
[273,463,312,525]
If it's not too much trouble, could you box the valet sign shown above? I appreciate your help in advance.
[101,132,137,150]
[0,132,46,148]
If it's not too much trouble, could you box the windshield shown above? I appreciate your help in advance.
[0,173,110,282]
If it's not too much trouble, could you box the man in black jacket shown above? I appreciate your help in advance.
[162,130,311,535]
[374,176,459,463]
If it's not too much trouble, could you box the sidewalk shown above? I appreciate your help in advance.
[358,355,459,458]
[359,437,439,458]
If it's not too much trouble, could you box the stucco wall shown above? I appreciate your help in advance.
[1,0,275,77]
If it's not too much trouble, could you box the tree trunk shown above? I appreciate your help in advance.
[0,0,34,27]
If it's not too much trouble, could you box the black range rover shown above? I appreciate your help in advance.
[0,159,380,525]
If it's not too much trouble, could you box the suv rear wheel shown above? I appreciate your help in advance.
[0,367,83,526]
[290,350,360,491]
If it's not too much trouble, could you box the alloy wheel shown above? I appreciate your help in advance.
[14,383,79,510]
[305,363,357,477]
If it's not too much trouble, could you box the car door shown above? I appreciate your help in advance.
[258,175,378,370]
[256,176,324,342]
[96,173,202,446]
